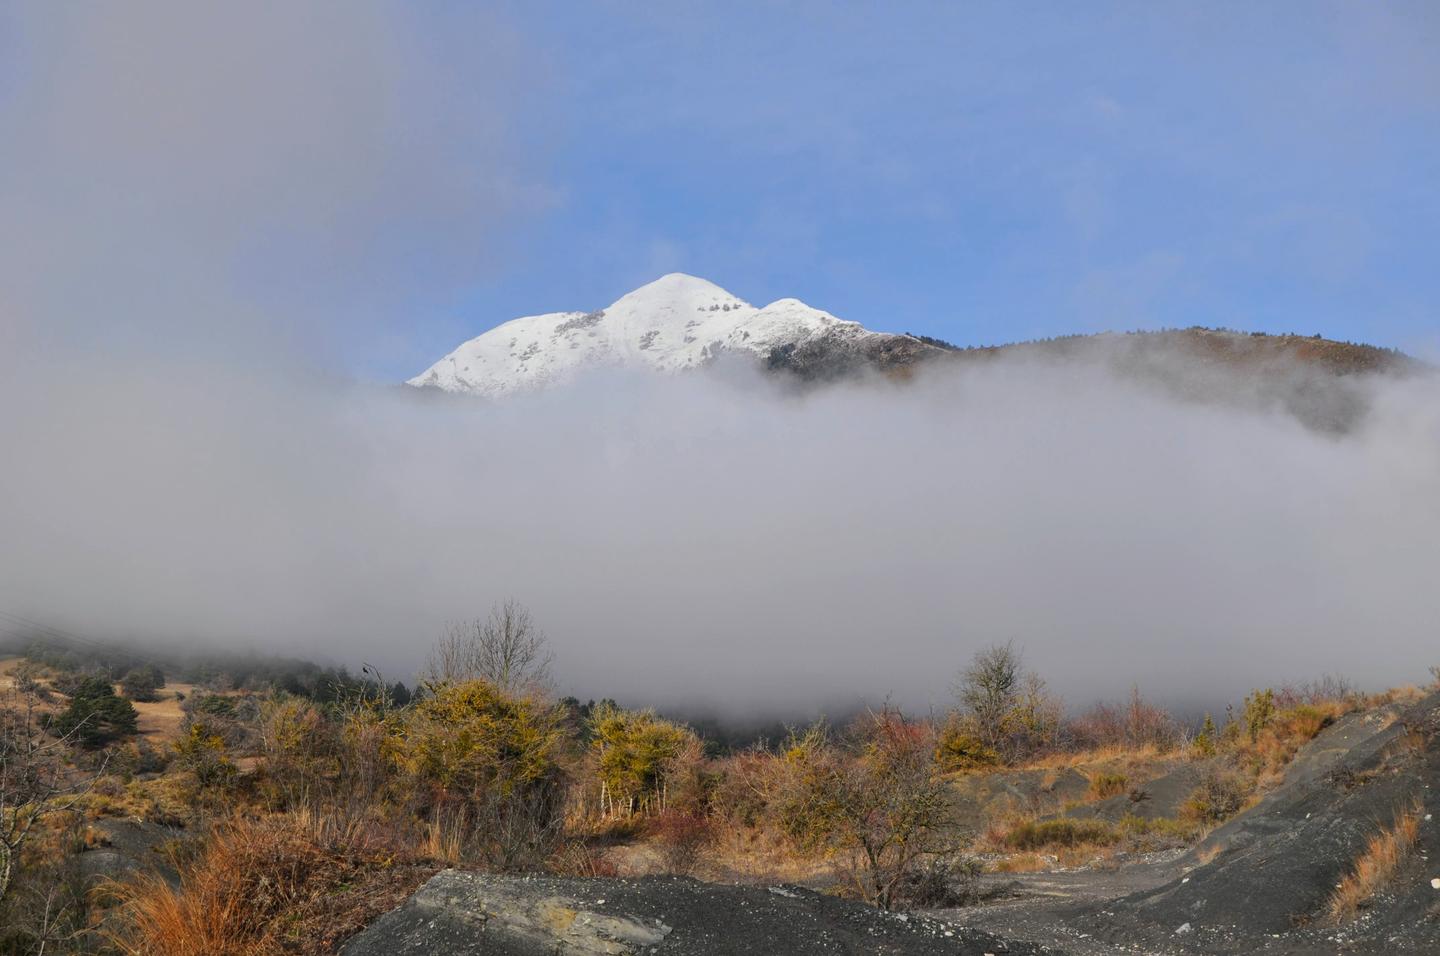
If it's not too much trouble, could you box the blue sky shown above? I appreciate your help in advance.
[2,2,1436,380]
[406,2,1437,380]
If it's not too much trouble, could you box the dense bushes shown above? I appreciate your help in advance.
[934,719,999,772]
[120,665,165,703]
[173,723,237,789]
[761,713,962,909]
[952,642,1061,762]
[403,680,569,870]
[589,704,699,818]
[1067,686,1184,753]
[53,676,138,748]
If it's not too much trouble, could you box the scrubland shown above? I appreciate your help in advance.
[0,618,1429,955]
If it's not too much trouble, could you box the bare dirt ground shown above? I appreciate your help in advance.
[0,654,29,689]
[129,682,196,743]
[934,854,1192,955]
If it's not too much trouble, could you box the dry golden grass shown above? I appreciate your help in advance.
[1228,699,1354,791]
[1087,771,1128,801]
[702,820,837,884]
[130,682,200,743]
[1327,799,1423,923]
[1020,743,1168,771]
[1367,685,1425,708]
[987,851,1053,873]
[1001,817,1120,851]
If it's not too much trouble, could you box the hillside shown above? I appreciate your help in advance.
[409,276,1419,433]
[407,274,941,397]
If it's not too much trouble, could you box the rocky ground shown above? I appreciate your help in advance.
[341,871,1061,956]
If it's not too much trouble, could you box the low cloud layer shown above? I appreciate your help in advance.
[2,4,1436,720]
[3,355,1437,716]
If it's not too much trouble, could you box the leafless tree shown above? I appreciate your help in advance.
[955,640,1022,749]
[424,599,553,694]
[1,682,103,907]
[779,711,964,909]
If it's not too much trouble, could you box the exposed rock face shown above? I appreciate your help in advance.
[342,871,1060,955]
[342,871,670,955]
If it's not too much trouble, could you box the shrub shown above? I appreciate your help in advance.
[708,747,789,829]
[647,810,714,875]
[952,643,1061,761]
[188,694,237,719]
[548,839,620,878]
[53,676,138,747]
[955,642,1022,751]
[116,737,172,777]
[423,599,552,693]
[180,693,258,755]
[1242,688,1276,743]
[403,679,567,870]
[120,666,165,703]
[1181,768,1250,824]
[1068,686,1182,752]
[1003,817,1120,851]
[893,856,983,908]
[1088,772,1128,801]
[1192,713,1218,757]
[1117,814,1202,850]
[173,723,237,789]
[256,696,334,809]
[775,712,962,909]
[589,704,698,818]
[934,719,1000,773]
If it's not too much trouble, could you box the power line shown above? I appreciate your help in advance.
[0,610,162,671]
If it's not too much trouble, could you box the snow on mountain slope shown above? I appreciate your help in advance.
[407,274,882,397]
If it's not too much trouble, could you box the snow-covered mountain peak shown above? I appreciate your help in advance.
[407,275,885,397]
[608,273,748,313]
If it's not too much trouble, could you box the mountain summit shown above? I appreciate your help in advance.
[407,274,927,397]
[409,275,1416,434]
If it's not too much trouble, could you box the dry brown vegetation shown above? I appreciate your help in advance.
[108,815,433,956]
[1326,799,1424,923]
[0,631,1424,954]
